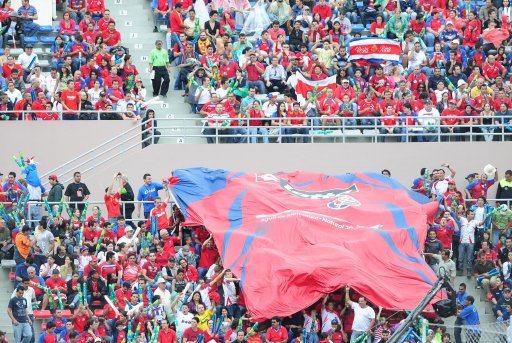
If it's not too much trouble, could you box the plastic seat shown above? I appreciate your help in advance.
[24,36,39,44]
[352,24,365,32]
[39,25,54,33]
[61,310,72,318]
[33,310,52,319]
[40,36,56,44]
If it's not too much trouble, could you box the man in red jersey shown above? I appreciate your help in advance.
[440,100,461,141]
[158,318,178,343]
[61,79,80,120]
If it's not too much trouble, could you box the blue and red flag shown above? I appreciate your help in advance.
[168,168,440,320]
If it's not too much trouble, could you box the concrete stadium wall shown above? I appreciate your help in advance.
[0,125,508,203]
[77,142,508,203]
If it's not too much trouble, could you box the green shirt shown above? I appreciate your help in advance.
[494,209,512,229]
[149,48,169,67]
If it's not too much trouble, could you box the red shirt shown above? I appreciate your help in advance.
[156,250,171,268]
[182,328,203,343]
[104,193,121,218]
[83,228,98,242]
[98,261,122,280]
[248,109,263,126]
[409,19,426,35]
[219,61,238,79]
[312,4,332,20]
[158,328,178,343]
[170,10,184,34]
[407,73,428,91]
[358,98,379,117]
[318,97,339,115]
[428,18,443,32]
[380,112,399,126]
[198,246,219,268]
[288,110,307,125]
[73,313,89,333]
[369,75,388,94]
[61,89,80,114]
[441,108,461,125]
[97,17,114,32]
[183,265,199,282]
[102,29,122,47]
[147,203,169,231]
[87,0,105,13]
[483,62,505,79]
[123,263,142,282]
[142,261,160,279]
[83,31,99,45]
[46,277,66,293]
[78,18,96,33]
[266,326,289,343]
[2,64,23,79]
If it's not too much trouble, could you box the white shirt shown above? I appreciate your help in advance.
[12,287,35,315]
[321,306,340,333]
[431,176,453,197]
[44,74,59,95]
[262,101,277,118]
[195,87,211,104]
[351,302,375,332]
[199,285,211,308]
[175,310,194,334]
[39,262,59,278]
[409,50,427,68]
[417,107,440,127]
[6,88,22,104]
[474,207,485,226]
[88,88,102,106]
[216,86,229,100]
[222,279,237,306]
[17,52,39,69]
[459,217,476,244]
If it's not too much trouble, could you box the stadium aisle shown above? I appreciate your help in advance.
[109,0,203,144]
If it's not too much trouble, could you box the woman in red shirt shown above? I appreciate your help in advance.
[220,11,235,36]
[204,320,220,343]
[123,254,141,282]
[155,242,171,268]
[59,11,77,42]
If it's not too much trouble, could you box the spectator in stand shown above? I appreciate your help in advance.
[66,0,87,23]
[8,286,33,343]
[496,170,512,205]
[17,0,39,37]
[345,286,375,343]
[136,173,163,218]
[87,0,105,20]
[64,171,90,212]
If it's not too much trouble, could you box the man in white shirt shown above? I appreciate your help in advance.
[17,44,39,83]
[321,295,341,333]
[345,286,375,343]
[262,93,279,119]
[44,68,59,100]
[431,164,456,201]
[417,100,440,142]
[458,210,478,277]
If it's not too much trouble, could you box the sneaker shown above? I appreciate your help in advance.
[153,26,158,33]
[476,285,481,289]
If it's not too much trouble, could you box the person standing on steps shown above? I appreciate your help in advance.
[149,40,171,98]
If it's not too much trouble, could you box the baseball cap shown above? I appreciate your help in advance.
[449,99,457,105]
[157,278,166,284]
[312,54,319,60]
[457,79,467,87]
[90,256,98,262]
[448,180,456,185]
[48,174,58,181]
[446,21,453,25]
[331,319,340,325]
[159,229,169,236]
[80,246,89,252]
[125,227,134,232]
[342,79,349,83]
[100,91,106,97]
[25,44,33,48]
[504,288,511,292]
[451,39,460,44]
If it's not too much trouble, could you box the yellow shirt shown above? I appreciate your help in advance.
[196,308,213,331]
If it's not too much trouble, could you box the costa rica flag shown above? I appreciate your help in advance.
[348,37,401,64]
[168,168,441,320]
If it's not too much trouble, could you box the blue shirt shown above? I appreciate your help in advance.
[456,291,468,306]
[460,304,480,326]
[48,316,68,335]
[137,182,163,212]
[14,263,37,287]
[17,5,38,23]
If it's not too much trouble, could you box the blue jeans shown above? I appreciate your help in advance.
[226,304,242,318]
[203,127,248,144]
[285,127,310,143]
[493,228,510,247]
[379,127,406,142]
[458,243,474,273]
[28,204,41,227]
[198,267,208,279]
[350,331,370,343]
[28,314,34,343]
[360,118,378,128]
[247,80,266,95]
[24,21,40,37]
[13,321,32,343]
[249,127,269,143]
[418,128,439,142]
[50,58,64,69]
[425,32,436,47]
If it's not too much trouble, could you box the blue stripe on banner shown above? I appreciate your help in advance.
[363,173,431,205]
[222,188,249,261]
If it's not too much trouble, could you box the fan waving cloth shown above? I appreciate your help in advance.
[168,168,440,321]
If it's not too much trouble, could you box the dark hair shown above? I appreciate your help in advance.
[465,295,475,304]
[143,173,151,179]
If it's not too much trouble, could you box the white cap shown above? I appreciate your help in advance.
[157,278,166,284]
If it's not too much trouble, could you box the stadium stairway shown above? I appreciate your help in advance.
[108,0,203,144]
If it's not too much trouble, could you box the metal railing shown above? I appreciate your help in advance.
[38,120,153,187]
[3,198,510,228]
[145,115,512,144]
[1,110,143,121]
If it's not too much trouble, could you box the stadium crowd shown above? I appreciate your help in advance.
[1,163,512,343]
[160,0,512,143]
[0,0,147,121]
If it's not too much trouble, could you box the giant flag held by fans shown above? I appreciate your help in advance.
[289,71,337,102]
[348,37,401,64]
[168,168,440,321]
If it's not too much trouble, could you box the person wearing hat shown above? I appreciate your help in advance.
[439,22,459,53]
[17,44,39,83]
[327,318,347,343]
[417,100,440,142]
[242,50,266,95]
[47,174,63,204]
[494,287,512,319]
